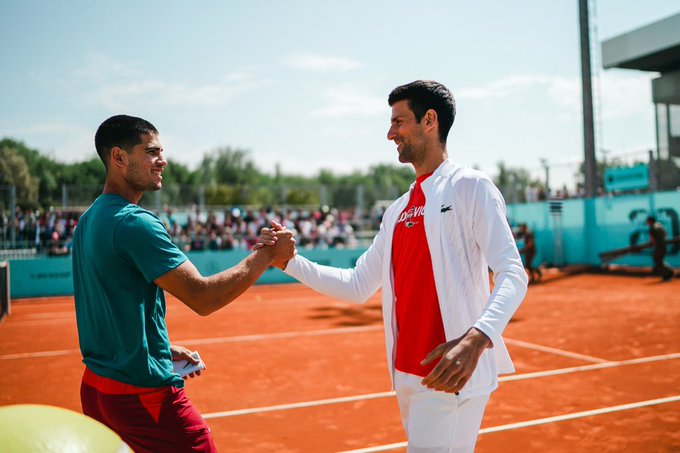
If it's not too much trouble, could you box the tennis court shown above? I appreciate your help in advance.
[1,269,678,452]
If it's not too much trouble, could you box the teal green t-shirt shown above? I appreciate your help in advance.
[72,194,188,388]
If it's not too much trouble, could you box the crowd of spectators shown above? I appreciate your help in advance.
[159,205,372,253]
[1,205,382,257]
[0,184,629,258]
[0,207,79,256]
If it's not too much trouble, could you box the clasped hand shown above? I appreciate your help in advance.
[253,220,297,268]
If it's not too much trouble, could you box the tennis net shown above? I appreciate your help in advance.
[0,261,9,321]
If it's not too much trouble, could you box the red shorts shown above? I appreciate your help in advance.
[80,368,217,453]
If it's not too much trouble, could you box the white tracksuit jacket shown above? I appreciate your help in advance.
[284,159,528,399]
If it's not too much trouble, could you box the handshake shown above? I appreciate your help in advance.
[253,221,297,269]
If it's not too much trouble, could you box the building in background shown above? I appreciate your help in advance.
[602,12,680,190]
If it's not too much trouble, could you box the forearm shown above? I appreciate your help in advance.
[473,263,527,346]
[471,178,529,346]
[157,250,274,316]
[198,251,272,314]
[284,254,381,304]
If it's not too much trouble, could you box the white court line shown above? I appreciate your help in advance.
[3,329,611,362]
[0,349,79,360]
[339,442,406,453]
[0,326,383,360]
[203,391,396,419]
[0,321,668,365]
[499,352,680,382]
[338,395,680,453]
[478,395,680,434]
[200,352,680,420]
[504,337,609,363]
[176,325,383,347]
[5,296,370,327]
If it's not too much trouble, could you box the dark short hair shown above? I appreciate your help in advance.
[388,80,456,144]
[646,216,656,223]
[94,115,158,167]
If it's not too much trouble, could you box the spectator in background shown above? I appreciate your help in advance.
[518,223,542,284]
[207,231,220,251]
[159,205,361,253]
[646,216,674,282]
[4,202,369,255]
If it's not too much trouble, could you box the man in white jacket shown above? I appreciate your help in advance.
[264,80,528,453]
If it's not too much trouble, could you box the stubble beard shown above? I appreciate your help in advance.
[397,141,426,166]
[127,162,162,193]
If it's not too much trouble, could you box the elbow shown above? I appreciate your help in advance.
[193,293,224,316]
[180,296,213,317]
[518,267,529,290]
[506,261,529,290]
[351,278,378,304]
[343,291,372,305]
[348,295,370,304]
[512,268,529,300]
[352,291,375,305]
[182,286,218,317]
[493,264,529,297]
[194,305,214,317]
[357,290,376,304]
[191,291,240,316]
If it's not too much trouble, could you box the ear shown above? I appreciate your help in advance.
[110,147,128,169]
[423,109,438,132]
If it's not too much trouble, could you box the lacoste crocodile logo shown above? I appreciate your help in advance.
[441,205,452,213]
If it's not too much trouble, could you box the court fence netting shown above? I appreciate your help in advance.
[0,261,9,321]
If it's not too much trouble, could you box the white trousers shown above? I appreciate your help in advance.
[395,371,490,453]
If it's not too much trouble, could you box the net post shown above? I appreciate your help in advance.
[0,261,9,321]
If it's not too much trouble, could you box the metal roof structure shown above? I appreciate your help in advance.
[601,13,680,72]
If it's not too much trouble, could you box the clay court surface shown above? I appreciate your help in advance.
[1,270,678,452]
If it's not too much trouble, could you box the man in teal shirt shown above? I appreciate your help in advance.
[73,115,295,452]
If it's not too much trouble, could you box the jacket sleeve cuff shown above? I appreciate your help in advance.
[283,254,303,273]
[472,321,498,349]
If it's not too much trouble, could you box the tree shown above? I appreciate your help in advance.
[197,147,264,186]
[163,159,200,186]
[368,164,414,192]
[284,187,319,206]
[494,161,543,203]
[0,138,64,206]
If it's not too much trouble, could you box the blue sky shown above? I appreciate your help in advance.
[1,0,679,189]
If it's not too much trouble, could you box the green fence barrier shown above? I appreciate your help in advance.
[506,190,680,267]
[9,257,74,299]
[8,248,368,299]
